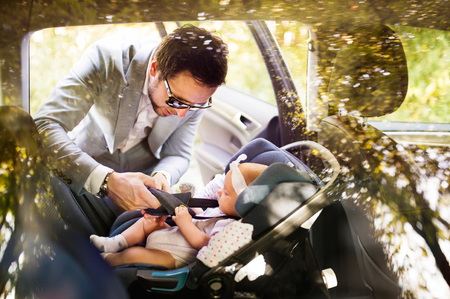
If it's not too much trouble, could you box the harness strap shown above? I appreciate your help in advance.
[144,188,219,217]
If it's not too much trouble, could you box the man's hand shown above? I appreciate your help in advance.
[151,172,172,193]
[106,172,168,211]
[141,210,168,227]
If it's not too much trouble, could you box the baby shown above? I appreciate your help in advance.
[90,154,267,269]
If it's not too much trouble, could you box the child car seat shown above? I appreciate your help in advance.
[110,139,341,299]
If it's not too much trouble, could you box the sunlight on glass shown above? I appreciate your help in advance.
[185,21,276,104]
[267,21,309,107]
[30,23,160,115]
[284,31,294,46]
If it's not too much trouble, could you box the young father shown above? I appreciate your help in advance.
[34,24,228,217]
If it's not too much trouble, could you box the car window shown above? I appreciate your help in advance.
[182,21,277,105]
[29,23,163,116]
[267,21,309,108]
[29,21,276,113]
[371,26,450,124]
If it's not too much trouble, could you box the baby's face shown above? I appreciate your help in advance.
[217,170,239,217]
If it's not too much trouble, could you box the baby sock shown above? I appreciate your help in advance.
[90,234,128,253]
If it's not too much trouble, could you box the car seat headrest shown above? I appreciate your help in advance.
[235,163,313,218]
[327,25,408,117]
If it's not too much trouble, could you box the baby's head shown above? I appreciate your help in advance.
[218,155,268,217]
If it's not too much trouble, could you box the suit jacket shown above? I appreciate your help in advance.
[34,33,204,195]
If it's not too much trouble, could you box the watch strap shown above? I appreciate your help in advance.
[96,170,114,198]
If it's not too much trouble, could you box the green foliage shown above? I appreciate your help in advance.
[378,26,450,123]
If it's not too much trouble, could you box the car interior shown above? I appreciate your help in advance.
[1,1,450,299]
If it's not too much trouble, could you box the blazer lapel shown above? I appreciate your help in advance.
[148,116,182,158]
[113,44,156,151]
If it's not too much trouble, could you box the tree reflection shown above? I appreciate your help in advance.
[0,106,59,297]
[299,23,450,298]
[318,90,450,297]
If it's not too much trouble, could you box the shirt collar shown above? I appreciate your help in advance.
[143,51,155,96]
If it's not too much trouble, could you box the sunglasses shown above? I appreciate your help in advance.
[163,78,212,110]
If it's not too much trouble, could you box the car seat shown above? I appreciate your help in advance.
[51,173,118,237]
[108,139,341,299]
[0,106,129,299]
[313,24,450,297]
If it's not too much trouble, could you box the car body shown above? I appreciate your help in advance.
[1,1,450,298]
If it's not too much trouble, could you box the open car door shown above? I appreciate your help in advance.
[194,20,308,184]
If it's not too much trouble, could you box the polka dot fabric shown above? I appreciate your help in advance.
[197,220,253,268]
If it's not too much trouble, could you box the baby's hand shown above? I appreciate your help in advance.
[172,205,192,224]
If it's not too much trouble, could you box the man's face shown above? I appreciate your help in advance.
[148,61,217,118]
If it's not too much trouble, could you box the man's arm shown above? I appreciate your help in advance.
[34,36,162,210]
[34,36,120,194]
[107,172,164,210]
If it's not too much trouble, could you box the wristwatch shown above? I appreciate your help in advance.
[96,170,114,198]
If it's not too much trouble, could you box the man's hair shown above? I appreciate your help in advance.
[155,24,228,88]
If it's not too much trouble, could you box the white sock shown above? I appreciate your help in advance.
[90,234,128,253]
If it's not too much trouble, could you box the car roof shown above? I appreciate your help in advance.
[2,1,450,30]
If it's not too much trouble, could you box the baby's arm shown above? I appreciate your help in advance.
[172,206,210,250]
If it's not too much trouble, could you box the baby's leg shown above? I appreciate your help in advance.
[104,247,176,269]
[90,215,167,252]
[90,234,128,253]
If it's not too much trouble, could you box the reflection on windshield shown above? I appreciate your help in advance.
[377,26,450,124]
[272,23,450,298]
[1,3,449,297]
[0,106,57,297]
[322,123,450,298]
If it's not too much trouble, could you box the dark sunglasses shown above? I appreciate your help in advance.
[163,78,212,110]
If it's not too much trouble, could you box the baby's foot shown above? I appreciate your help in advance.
[178,182,196,194]
[90,234,128,253]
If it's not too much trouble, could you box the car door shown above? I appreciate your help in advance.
[190,20,309,185]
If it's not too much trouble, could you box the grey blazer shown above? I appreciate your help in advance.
[34,33,204,195]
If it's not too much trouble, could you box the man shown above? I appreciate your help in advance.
[34,24,228,215]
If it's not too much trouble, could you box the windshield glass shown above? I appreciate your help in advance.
[374,26,450,124]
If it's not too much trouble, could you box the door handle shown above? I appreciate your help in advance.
[230,113,259,133]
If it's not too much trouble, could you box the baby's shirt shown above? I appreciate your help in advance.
[146,207,235,266]
[197,218,254,267]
